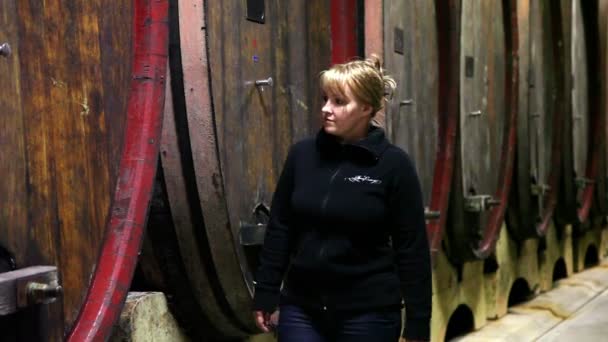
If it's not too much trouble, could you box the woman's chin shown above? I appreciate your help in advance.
[323,125,336,134]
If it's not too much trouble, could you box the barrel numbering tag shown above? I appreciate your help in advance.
[394,27,404,55]
[246,0,265,24]
[465,56,475,78]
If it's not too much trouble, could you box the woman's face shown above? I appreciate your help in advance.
[321,85,372,142]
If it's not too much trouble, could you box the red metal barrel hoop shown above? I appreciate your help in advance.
[67,0,169,340]
[331,0,359,64]
[427,0,459,259]
[535,0,566,236]
[576,0,603,224]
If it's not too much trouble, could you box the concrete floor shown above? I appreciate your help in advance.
[537,289,608,341]
[455,260,608,341]
[111,259,608,341]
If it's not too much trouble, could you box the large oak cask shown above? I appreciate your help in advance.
[0,1,168,341]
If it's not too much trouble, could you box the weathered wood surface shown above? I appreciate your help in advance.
[444,0,510,262]
[383,0,456,258]
[384,0,439,209]
[600,0,608,220]
[528,0,557,219]
[508,0,562,240]
[459,0,506,208]
[0,0,132,338]
[556,0,577,225]
[158,49,243,338]
[570,0,589,197]
[557,0,602,226]
[572,0,603,225]
[155,0,332,336]
[601,1,608,222]
[206,0,331,328]
[0,266,58,315]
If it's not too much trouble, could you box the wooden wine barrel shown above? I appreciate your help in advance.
[383,0,456,258]
[444,0,517,263]
[156,0,333,338]
[602,0,608,215]
[0,0,168,341]
[507,0,564,240]
[557,0,604,228]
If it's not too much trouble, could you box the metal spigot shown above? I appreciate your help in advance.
[464,195,500,212]
[255,77,273,87]
[27,281,62,304]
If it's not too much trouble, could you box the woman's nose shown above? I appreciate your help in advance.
[322,100,332,114]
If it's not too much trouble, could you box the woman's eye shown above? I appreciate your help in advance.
[322,95,328,102]
[335,98,345,105]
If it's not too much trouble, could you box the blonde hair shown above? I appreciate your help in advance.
[320,55,396,125]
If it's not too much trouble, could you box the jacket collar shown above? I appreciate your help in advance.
[316,126,390,162]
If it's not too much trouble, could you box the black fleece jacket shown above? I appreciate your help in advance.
[253,127,432,340]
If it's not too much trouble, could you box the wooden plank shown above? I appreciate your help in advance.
[0,0,27,269]
[365,0,383,59]
[1,1,133,338]
[459,0,480,197]
[0,266,58,315]
[305,0,331,134]
[602,0,608,191]
[510,0,562,239]
[205,0,258,330]
[10,4,65,340]
[385,0,439,207]
[556,0,578,225]
[160,46,244,335]
[571,0,589,189]
[286,0,311,141]
[188,0,333,331]
[460,0,506,198]
[509,0,534,239]
[447,0,507,261]
[383,0,406,139]
[411,0,439,205]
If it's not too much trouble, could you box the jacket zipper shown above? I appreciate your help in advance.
[319,162,342,312]
[319,164,342,259]
[321,165,342,215]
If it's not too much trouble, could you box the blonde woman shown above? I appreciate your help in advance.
[253,57,432,342]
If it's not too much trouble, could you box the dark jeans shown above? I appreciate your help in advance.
[277,304,401,342]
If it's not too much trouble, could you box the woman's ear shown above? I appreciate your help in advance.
[362,104,374,116]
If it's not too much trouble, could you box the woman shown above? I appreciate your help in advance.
[252,57,432,342]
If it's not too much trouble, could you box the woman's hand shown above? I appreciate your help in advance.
[253,310,280,333]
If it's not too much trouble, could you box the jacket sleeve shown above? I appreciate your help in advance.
[252,145,298,313]
[388,154,432,340]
